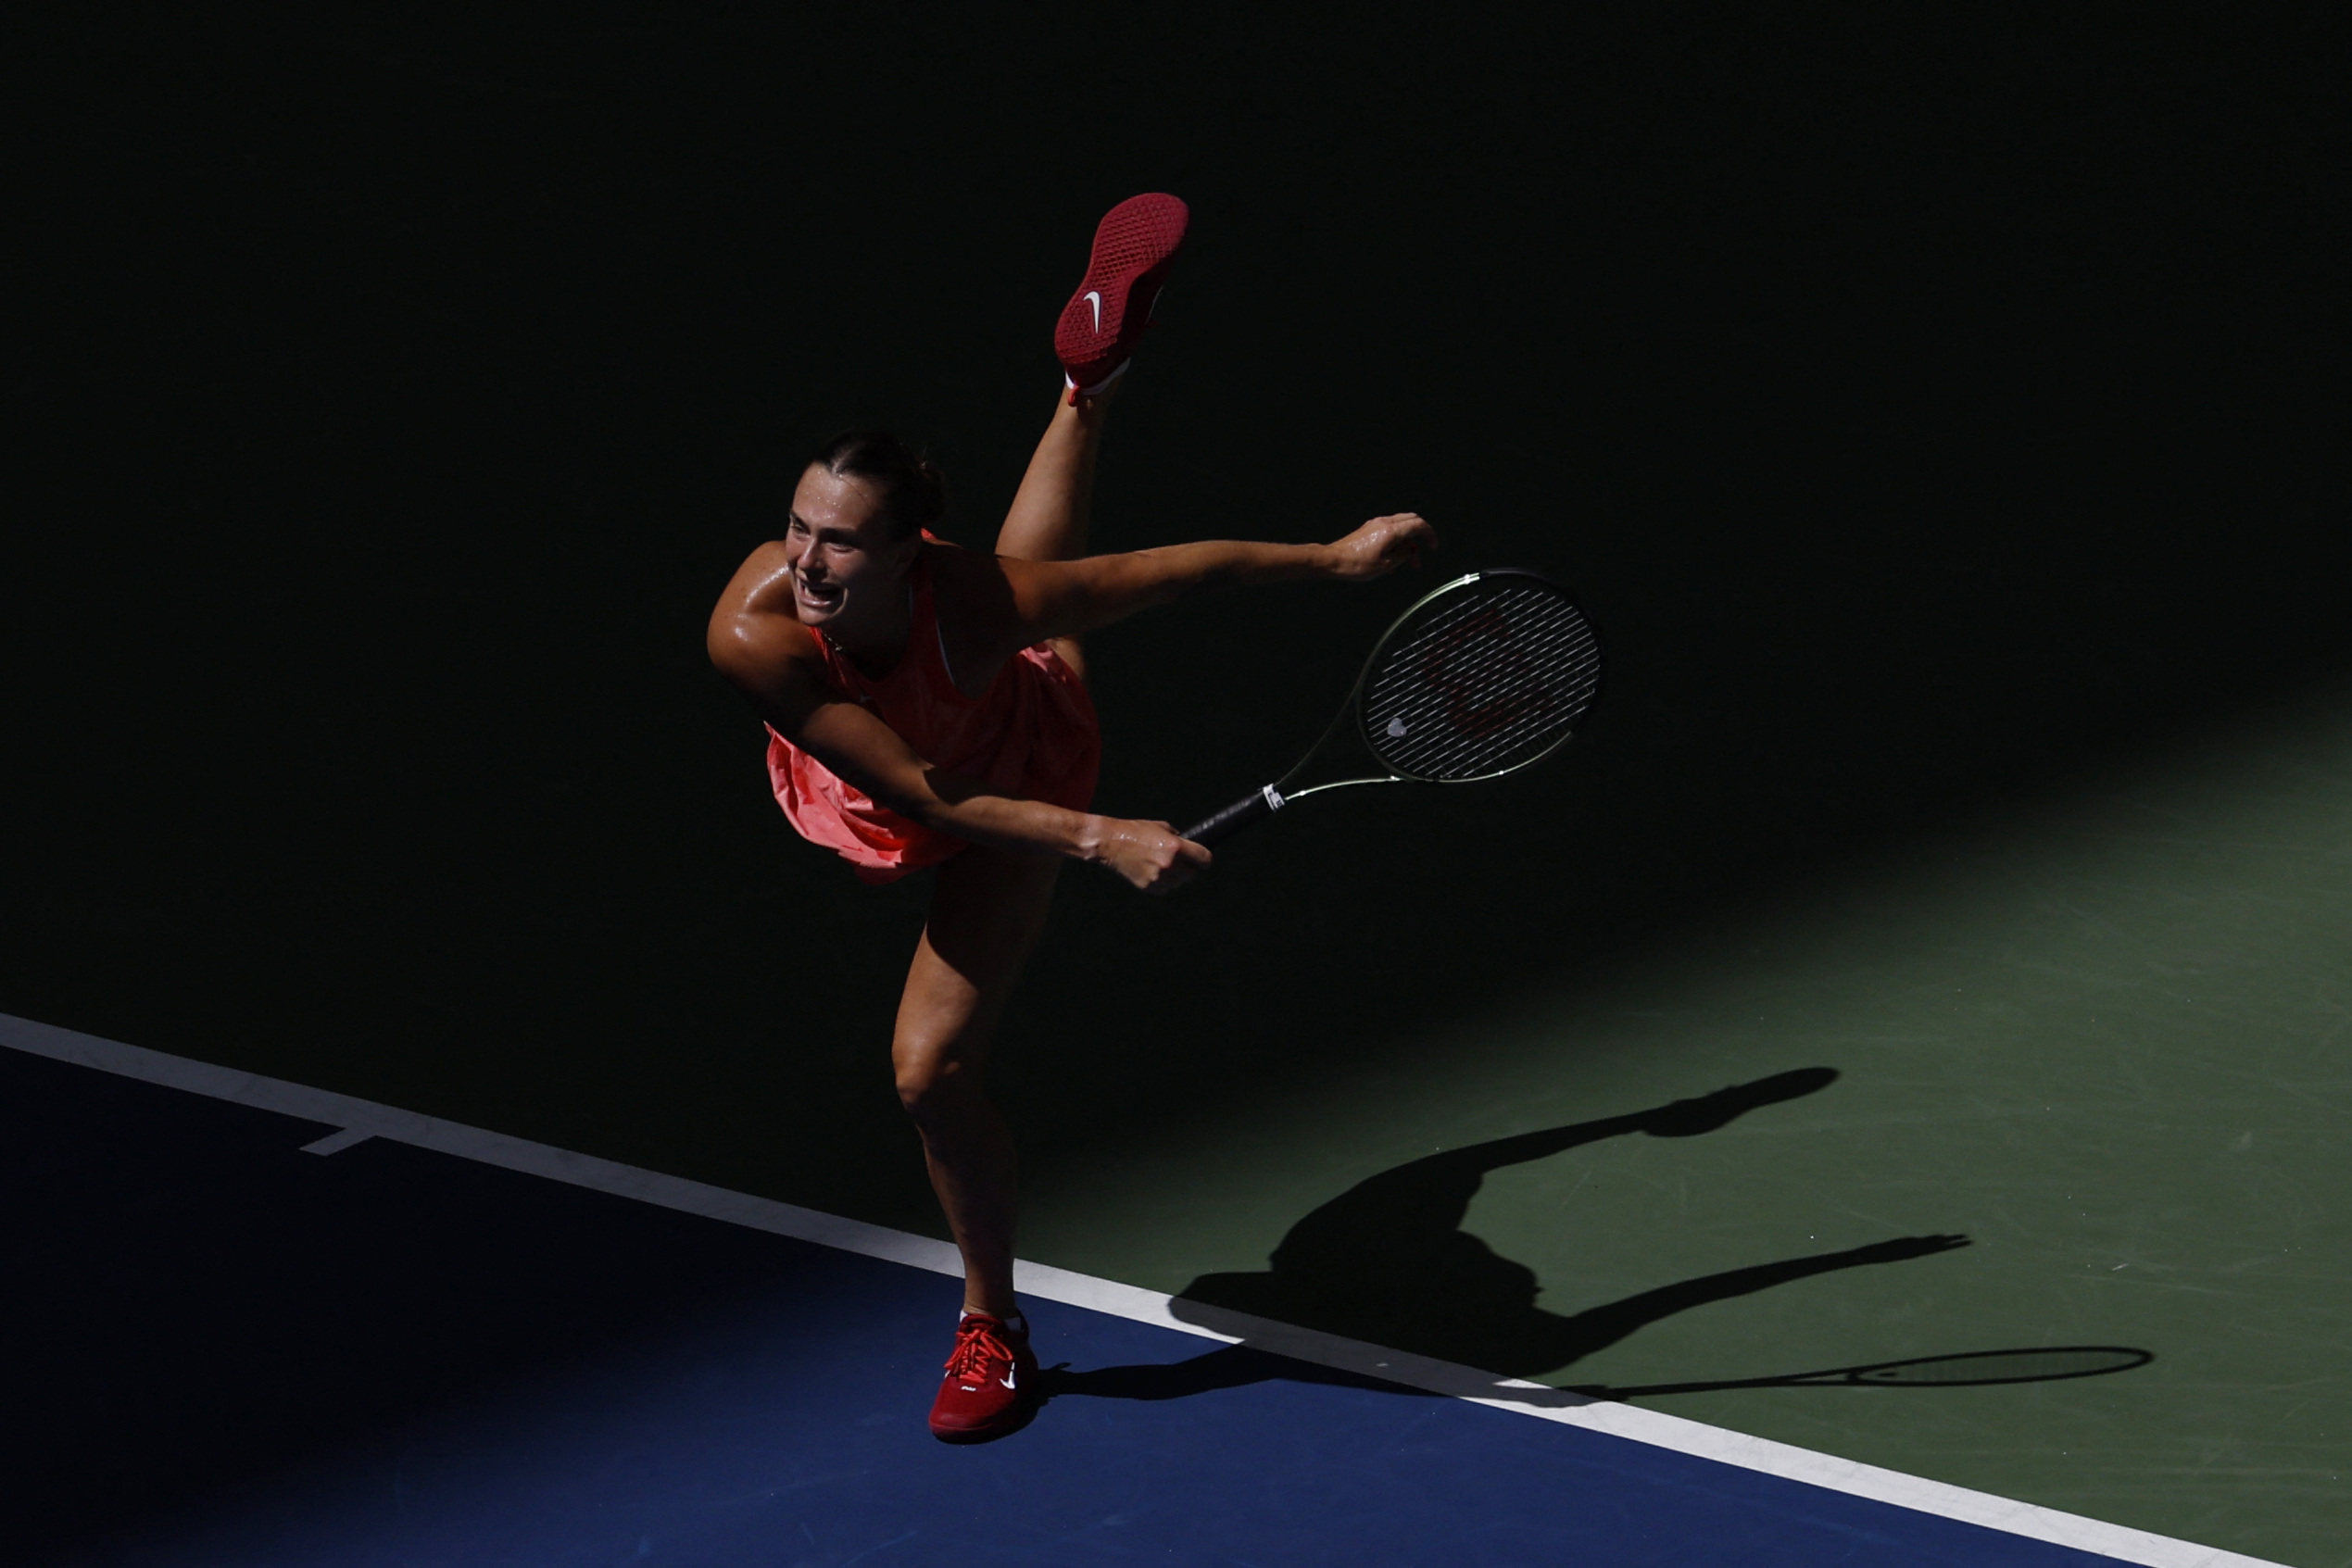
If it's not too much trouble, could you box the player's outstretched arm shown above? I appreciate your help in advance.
[706,608,1209,892]
[1000,512,1438,647]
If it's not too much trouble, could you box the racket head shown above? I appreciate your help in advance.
[1355,569,1604,784]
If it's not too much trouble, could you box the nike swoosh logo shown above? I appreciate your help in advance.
[999,1373,1018,1390]
[1084,291,1101,332]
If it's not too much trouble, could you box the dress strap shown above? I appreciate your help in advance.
[923,574,961,690]
[906,549,973,700]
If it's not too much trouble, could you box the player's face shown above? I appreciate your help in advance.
[782,467,917,631]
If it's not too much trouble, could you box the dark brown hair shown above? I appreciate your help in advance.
[806,431,946,541]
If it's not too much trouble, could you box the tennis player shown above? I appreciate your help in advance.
[707,194,1435,1441]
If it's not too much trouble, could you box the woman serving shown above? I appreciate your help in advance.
[706,194,1435,1441]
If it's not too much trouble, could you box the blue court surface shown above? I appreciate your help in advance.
[5,1026,2231,1568]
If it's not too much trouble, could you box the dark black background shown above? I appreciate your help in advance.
[7,6,2345,1230]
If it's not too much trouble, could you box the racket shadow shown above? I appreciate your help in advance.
[1038,1068,2148,1407]
[1563,1345,2155,1399]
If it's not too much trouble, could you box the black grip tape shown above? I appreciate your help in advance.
[1182,787,1279,847]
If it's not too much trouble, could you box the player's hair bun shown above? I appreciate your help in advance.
[808,431,947,541]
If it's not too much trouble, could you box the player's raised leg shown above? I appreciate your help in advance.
[995,389,1113,568]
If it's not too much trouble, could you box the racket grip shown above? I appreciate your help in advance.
[1181,786,1284,847]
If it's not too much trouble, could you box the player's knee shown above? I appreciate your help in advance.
[893,1042,976,1123]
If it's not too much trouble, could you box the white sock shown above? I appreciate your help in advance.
[962,1308,1026,1336]
[1063,359,1130,398]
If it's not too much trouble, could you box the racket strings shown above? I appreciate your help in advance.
[1361,579,1602,782]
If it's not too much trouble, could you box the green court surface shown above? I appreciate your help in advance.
[1022,683,2352,1564]
[9,9,2346,1566]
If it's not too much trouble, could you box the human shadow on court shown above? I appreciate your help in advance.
[1046,1068,2016,1405]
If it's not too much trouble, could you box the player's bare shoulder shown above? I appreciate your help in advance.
[714,540,801,623]
[707,540,822,698]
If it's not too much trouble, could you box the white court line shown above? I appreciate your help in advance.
[0,1010,2283,1568]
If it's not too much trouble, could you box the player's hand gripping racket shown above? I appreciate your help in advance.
[1181,569,1604,847]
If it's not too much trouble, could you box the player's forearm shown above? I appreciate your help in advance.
[1129,539,1340,596]
[899,780,1101,861]
[774,699,1101,861]
[1014,539,1353,646]
[912,785,1201,891]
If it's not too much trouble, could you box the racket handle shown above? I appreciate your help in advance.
[1181,785,1285,847]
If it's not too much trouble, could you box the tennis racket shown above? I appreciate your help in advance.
[1181,569,1604,846]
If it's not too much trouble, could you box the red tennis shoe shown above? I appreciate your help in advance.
[928,1313,1038,1443]
[1054,193,1189,401]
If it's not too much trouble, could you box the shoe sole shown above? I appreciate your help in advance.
[929,1393,1039,1445]
[1054,194,1189,387]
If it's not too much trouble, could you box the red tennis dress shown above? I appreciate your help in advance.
[765,556,1101,884]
